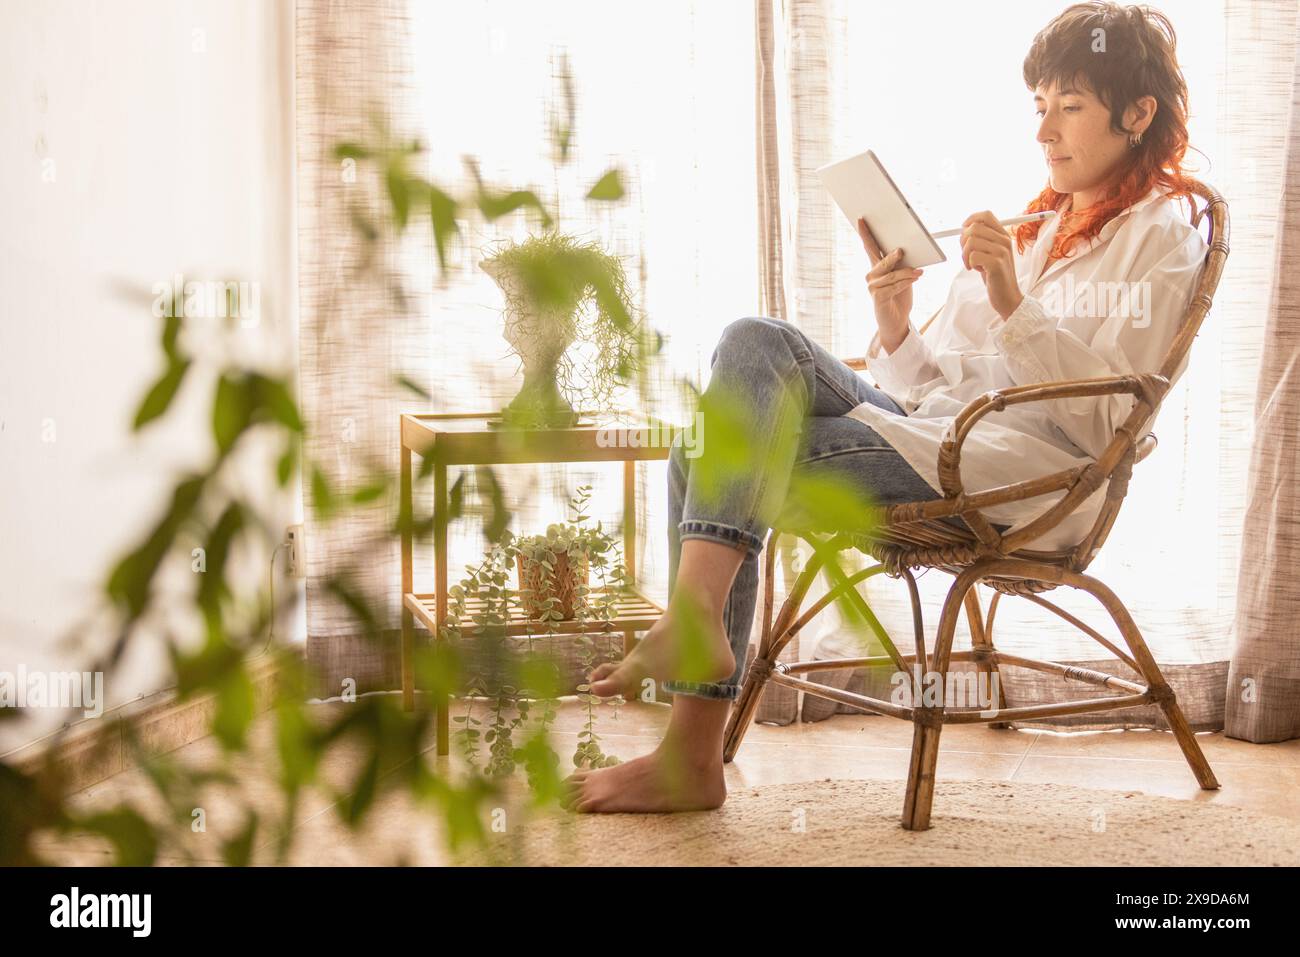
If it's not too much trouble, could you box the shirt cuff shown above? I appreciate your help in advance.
[868,320,930,391]
[990,294,1053,380]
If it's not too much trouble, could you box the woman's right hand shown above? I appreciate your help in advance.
[857,217,923,354]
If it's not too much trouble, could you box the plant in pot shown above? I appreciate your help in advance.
[479,229,644,430]
[446,485,630,783]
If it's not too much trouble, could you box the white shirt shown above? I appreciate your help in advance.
[848,187,1208,551]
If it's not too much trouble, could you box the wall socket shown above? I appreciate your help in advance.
[285,524,305,579]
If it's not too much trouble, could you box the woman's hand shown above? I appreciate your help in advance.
[960,210,1024,320]
[857,216,923,354]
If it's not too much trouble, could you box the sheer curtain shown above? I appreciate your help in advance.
[755,0,1292,731]
[1224,0,1300,743]
[296,0,432,697]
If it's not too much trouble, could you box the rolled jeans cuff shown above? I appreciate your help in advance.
[678,520,765,556]
[660,679,742,701]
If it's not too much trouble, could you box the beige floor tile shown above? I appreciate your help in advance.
[723,739,1024,790]
[743,712,1041,755]
[1010,753,1300,822]
[1027,726,1300,767]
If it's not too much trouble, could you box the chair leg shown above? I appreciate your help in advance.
[1072,572,1220,790]
[964,586,1011,729]
[723,656,771,763]
[902,714,942,830]
[723,548,816,762]
[900,564,995,829]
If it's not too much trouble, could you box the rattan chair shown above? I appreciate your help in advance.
[723,179,1228,830]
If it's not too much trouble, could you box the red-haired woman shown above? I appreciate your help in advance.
[565,2,1209,814]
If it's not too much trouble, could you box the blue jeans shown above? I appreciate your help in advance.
[662,315,976,702]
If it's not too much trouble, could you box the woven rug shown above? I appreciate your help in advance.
[455,779,1300,866]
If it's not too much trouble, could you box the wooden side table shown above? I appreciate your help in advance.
[399,412,678,755]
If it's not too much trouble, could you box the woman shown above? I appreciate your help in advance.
[563,1,1209,813]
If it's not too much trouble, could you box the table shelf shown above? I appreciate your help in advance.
[404,587,664,638]
[400,410,677,754]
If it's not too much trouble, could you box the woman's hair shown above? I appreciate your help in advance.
[1014,2,1199,260]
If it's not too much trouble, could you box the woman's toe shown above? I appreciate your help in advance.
[586,662,619,684]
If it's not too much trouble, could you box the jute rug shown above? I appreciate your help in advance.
[455,779,1300,866]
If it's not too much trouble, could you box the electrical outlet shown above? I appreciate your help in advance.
[285,525,305,579]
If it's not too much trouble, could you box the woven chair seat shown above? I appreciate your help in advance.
[848,518,1073,595]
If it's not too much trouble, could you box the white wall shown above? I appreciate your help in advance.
[0,0,301,752]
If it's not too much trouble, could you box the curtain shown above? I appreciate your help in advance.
[296,0,430,697]
[754,0,1293,732]
[1225,2,1300,743]
[297,1,760,698]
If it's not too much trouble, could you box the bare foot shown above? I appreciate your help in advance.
[561,747,726,813]
[586,611,735,699]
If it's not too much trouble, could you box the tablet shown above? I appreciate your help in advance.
[815,149,946,270]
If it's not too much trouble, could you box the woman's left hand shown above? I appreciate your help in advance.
[960,211,1024,320]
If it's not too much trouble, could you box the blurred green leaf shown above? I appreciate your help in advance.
[196,503,246,619]
[395,374,432,401]
[386,162,412,231]
[212,664,255,750]
[133,359,191,431]
[429,184,461,272]
[213,374,255,454]
[475,188,553,228]
[585,168,625,201]
[549,51,576,166]
[351,477,389,505]
[253,374,303,432]
[333,142,373,160]
[344,753,380,826]
[221,810,259,866]
[106,474,206,619]
[75,807,157,867]
[276,440,298,488]
[276,698,319,794]
[311,465,336,521]
[162,312,183,364]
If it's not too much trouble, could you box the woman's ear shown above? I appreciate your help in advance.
[1125,95,1158,137]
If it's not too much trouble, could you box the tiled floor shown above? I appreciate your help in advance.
[31,697,1300,865]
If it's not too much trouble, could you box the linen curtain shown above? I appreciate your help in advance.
[296,0,429,698]
[1224,2,1300,743]
[754,0,1298,734]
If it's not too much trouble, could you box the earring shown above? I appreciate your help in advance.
[1129,131,1143,148]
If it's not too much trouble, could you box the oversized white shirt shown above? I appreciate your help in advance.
[849,187,1209,551]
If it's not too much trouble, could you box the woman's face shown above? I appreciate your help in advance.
[1033,79,1154,208]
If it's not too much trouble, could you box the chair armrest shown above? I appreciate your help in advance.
[934,372,1169,547]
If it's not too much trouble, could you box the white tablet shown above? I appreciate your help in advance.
[815,149,946,270]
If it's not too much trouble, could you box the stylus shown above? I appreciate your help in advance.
[930,210,1056,240]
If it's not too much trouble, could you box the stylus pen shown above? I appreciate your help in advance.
[930,209,1056,240]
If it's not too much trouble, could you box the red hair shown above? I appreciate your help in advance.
[1014,2,1201,261]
